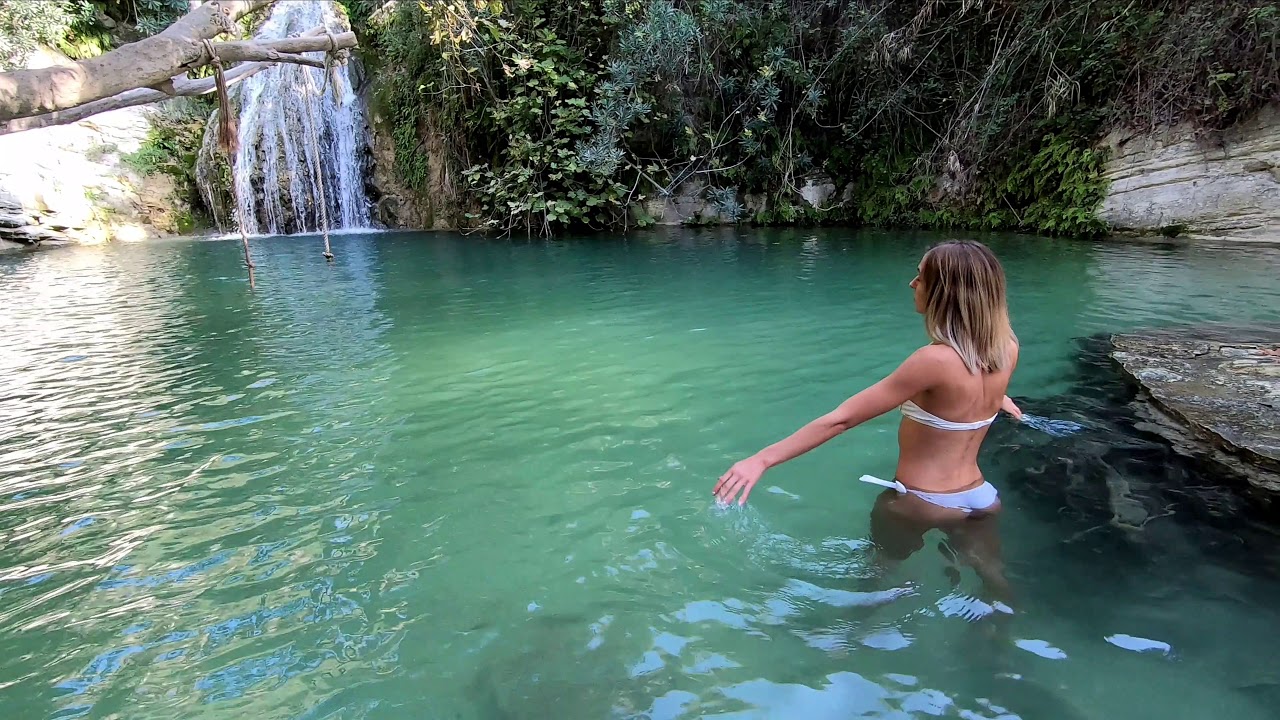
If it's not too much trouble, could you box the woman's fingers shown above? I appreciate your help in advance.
[717,476,759,505]
[715,461,763,505]
[715,472,742,502]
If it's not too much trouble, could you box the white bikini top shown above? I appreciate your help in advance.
[901,400,997,431]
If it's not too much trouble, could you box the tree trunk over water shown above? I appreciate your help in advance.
[0,0,356,129]
[0,63,269,135]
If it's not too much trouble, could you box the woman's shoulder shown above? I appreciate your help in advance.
[911,342,967,371]
[913,342,955,360]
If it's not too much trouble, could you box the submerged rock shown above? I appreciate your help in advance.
[979,333,1280,603]
[1110,326,1280,495]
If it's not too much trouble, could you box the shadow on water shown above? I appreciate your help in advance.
[994,332,1280,558]
[989,331,1280,621]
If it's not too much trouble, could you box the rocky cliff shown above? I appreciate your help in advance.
[364,106,446,231]
[0,50,192,249]
[1099,103,1280,241]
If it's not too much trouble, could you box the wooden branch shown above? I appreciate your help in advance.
[0,1,271,121]
[0,0,355,123]
[160,0,276,43]
[203,33,356,68]
[0,62,270,135]
[0,25,353,134]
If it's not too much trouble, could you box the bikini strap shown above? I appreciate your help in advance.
[901,400,997,431]
[859,475,907,493]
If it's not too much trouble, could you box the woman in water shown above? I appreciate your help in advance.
[713,239,1020,598]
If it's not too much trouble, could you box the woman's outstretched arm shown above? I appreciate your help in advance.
[713,345,947,505]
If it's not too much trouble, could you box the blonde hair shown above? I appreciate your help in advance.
[919,240,1015,374]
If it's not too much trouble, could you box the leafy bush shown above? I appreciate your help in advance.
[344,0,1280,237]
[0,0,93,70]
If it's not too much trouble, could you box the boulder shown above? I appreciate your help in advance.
[798,174,837,208]
[1110,326,1280,495]
[0,47,189,245]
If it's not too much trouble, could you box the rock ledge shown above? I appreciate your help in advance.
[1110,326,1280,494]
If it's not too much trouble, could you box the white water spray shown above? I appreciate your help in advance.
[200,0,371,236]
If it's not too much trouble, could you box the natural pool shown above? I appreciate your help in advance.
[2,229,1279,719]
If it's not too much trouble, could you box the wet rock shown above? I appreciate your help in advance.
[364,102,444,230]
[640,175,833,226]
[2,226,68,244]
[195,107,235,231]
[643,179,718,226]
[195,3,375,235]
[0,213,33,229]
[1110,326,1280,495]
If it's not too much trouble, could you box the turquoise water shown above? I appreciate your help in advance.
[1,229,1279,719]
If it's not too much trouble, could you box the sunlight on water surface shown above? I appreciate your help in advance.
[1,229,1279,719]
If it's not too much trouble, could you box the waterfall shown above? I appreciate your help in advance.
[198,0,372,236]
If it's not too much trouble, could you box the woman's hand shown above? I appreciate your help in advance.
[714,456,768,505]
[1001,395,1023,422]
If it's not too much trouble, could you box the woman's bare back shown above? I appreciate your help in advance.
[893,342,1017,492]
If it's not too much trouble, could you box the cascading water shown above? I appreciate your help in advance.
[198,0,372,236]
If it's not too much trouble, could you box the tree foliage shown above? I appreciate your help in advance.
[0,0,92,70]
[346,0,1277,238]
[0,0,199,70]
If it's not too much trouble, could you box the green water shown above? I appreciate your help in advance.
[2,229,1279,720]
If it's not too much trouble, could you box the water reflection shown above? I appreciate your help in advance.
[0,233,1278,720]
[0,234,402,718]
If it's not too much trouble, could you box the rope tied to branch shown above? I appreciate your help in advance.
[322,30,346,98]
[300,39,335,262]
[203,39,239,157]
[203,38,254,285]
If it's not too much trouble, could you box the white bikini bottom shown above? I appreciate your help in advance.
[859,475,999,514]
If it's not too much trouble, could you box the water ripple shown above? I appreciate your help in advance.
[0,233,1278,719]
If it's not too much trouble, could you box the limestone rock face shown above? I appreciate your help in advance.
[798,174,837,209]
[365,107,446,230]
[1099,103,1280,241]
[643,179,719,225]
[0,50,186,245]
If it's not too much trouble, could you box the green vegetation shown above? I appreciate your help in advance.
[345,0,1278,237]
[4,0,1275,238]
[122,97,218,228]
[0,0,92,70]
[345,0,629,234]
[0,0,194,68]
